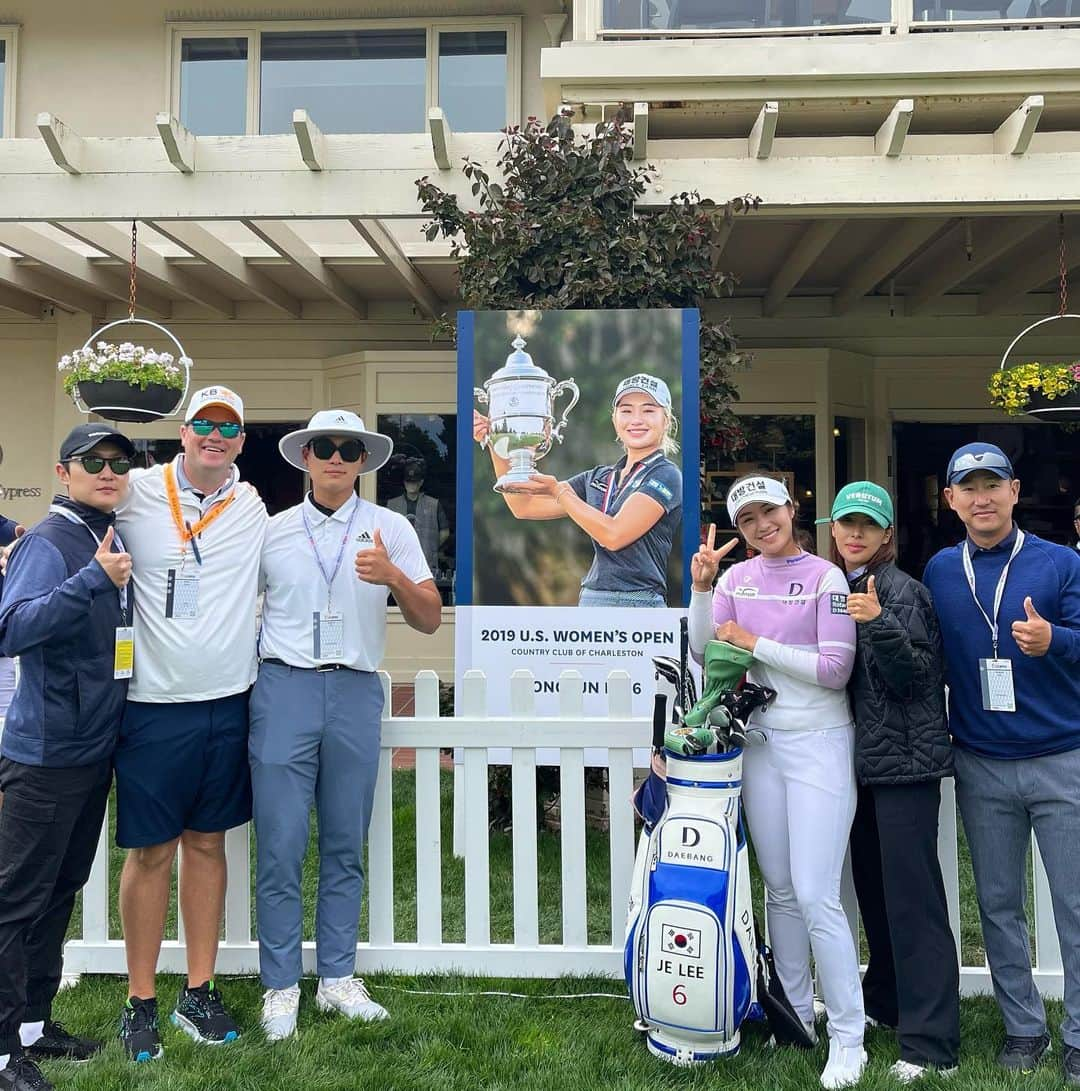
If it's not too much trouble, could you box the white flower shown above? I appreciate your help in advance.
[88,362,101,373]
[59,354,72,368]
[118,342,135,354]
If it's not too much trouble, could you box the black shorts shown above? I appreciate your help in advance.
[114,692,252,848]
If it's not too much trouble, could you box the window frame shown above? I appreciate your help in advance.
[167,17,520,136]
[0,27,19,139]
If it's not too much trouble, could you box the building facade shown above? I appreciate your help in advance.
[1,0,1079,681]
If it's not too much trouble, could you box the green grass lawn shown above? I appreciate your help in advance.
[50,770,1056,1090]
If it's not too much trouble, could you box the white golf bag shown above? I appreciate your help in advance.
[624,747,757,1065]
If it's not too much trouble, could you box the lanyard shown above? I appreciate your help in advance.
[49,504,128,621]
[301,498,359,610]
[961,529,1025,658]
[164,462,237,567]
[601,451,663,515]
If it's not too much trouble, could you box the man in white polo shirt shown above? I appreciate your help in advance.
[113,386,267,1062]
[252,410,441,1041]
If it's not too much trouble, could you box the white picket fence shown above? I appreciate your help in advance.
[44,669,1065,994]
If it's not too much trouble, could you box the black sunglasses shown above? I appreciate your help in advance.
[307,437,366,463]
[189,418,243,439]
[67,455,132,475]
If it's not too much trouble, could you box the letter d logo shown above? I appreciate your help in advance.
[681,826,700,848]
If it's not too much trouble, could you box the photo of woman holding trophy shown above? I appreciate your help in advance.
[474,366,683,609]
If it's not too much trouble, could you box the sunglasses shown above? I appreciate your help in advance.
[68,455,131,475]
[308,437,366,463]
[188,418,243,439]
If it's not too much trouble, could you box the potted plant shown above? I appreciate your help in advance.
[987,360,1080,422]
[58,339,190,423]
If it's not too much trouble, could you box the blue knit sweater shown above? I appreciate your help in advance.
[924,527,1080,759]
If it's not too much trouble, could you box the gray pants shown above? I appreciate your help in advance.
[955,746,1080,1048]
[249,662,384,990]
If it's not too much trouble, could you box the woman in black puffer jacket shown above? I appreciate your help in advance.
[822,481,959,1080]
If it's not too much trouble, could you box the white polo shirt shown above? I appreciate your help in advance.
[117,456,268,702]
[259,494,432,672]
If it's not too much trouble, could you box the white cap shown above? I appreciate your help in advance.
[726,476,792,524]
[278,409,394,475]
[612,373,673,409]
[185,385,244,424]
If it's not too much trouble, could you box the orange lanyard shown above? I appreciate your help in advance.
[164,462,236,562]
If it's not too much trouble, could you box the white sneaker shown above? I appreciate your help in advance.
[821,1039,868,1089]
[889,1059,958,1082]
[315,976,389,1022]
[261,985,300,1042]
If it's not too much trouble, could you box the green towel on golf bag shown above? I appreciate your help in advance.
[681,640,755,728]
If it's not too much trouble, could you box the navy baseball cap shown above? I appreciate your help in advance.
[946,442,1014,485]
[59,423,136,461]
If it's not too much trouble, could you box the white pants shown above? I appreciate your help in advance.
[742,723,864,1047]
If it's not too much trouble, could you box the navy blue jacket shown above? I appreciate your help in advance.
[0,515,18,603]
[0,497,129,766]
[924,527,1080,760]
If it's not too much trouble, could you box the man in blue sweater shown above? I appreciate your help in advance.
[0,424,134,1091]
[924,442,1080,1084]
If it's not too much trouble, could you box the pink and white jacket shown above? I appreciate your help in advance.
[688,551,856,732]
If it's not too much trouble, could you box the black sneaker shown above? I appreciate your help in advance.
[25,1021,102,1063]
[119,996,163,1063]
[1064,1043,1080,1087]
[171,980,239,1044]
[0,1054,54,1091]
[997,1031,1051,1072]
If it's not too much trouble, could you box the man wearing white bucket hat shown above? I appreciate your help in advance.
[252,410,441,1042]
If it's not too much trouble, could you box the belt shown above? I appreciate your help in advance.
[260,657,354,673]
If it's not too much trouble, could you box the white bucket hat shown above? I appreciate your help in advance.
[278,410,393,475]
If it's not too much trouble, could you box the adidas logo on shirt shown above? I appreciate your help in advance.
[356,529,375,547]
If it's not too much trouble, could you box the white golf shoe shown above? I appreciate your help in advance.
[261,985,300,1042]
[820,1038,868,1089]
[315,976,389,1022]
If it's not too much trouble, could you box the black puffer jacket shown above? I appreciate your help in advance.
[847,562,953,785]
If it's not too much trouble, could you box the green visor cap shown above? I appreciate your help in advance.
[815,481,894,529]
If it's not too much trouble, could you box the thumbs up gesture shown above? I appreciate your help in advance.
[1011,595,1052,657]
[94,526,132,589]
[355,527,397,586]
[847,574,882,623]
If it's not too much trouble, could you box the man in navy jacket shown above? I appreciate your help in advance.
[0,515,22,721]
[0,424,134,1091]
[924,442,1080,1085]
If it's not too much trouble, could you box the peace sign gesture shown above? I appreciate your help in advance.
[691,523,739,592]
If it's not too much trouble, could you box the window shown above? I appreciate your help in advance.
[0,39,5,137]
[602,0,891,31]
[179,37,248,136]
[438,31,507,132]
[171,21,518,137]
[375,413,457,606]
[0,30,14,138]
[261,30,426,135]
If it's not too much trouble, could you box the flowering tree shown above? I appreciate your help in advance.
[416,111,756,456]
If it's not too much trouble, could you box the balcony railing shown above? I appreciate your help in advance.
[594,0,1080,34]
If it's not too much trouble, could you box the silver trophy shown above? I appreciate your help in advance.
[474,335,579,493]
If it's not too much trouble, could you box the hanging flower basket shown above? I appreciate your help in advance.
[58,318,191,424]
[990,314,1080,423]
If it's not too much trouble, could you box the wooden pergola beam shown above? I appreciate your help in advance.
[36,113,84,175]
[833,217,950,314]
[632,102,648,162]
[0,255,105,315]
[763,220,846,316]
[875,99,914,158]
[147,220,302,318]
[748,101,778,160]
[427,107,453,171]
[0,224,172,318]
[293,109,327,172]
[57,221,235,319]
[979,220,1080,314]
[993,95,1044,156]
[0,282,46,319]
[906,216,1045,315]
[155,113,196,174]
[242,219,367,319]
[348,218,442,319]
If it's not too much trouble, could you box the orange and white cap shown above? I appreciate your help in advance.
[185,385,244,424]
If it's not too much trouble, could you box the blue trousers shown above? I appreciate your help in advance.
[955,746,1080,1049]
[249,663,384,989]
